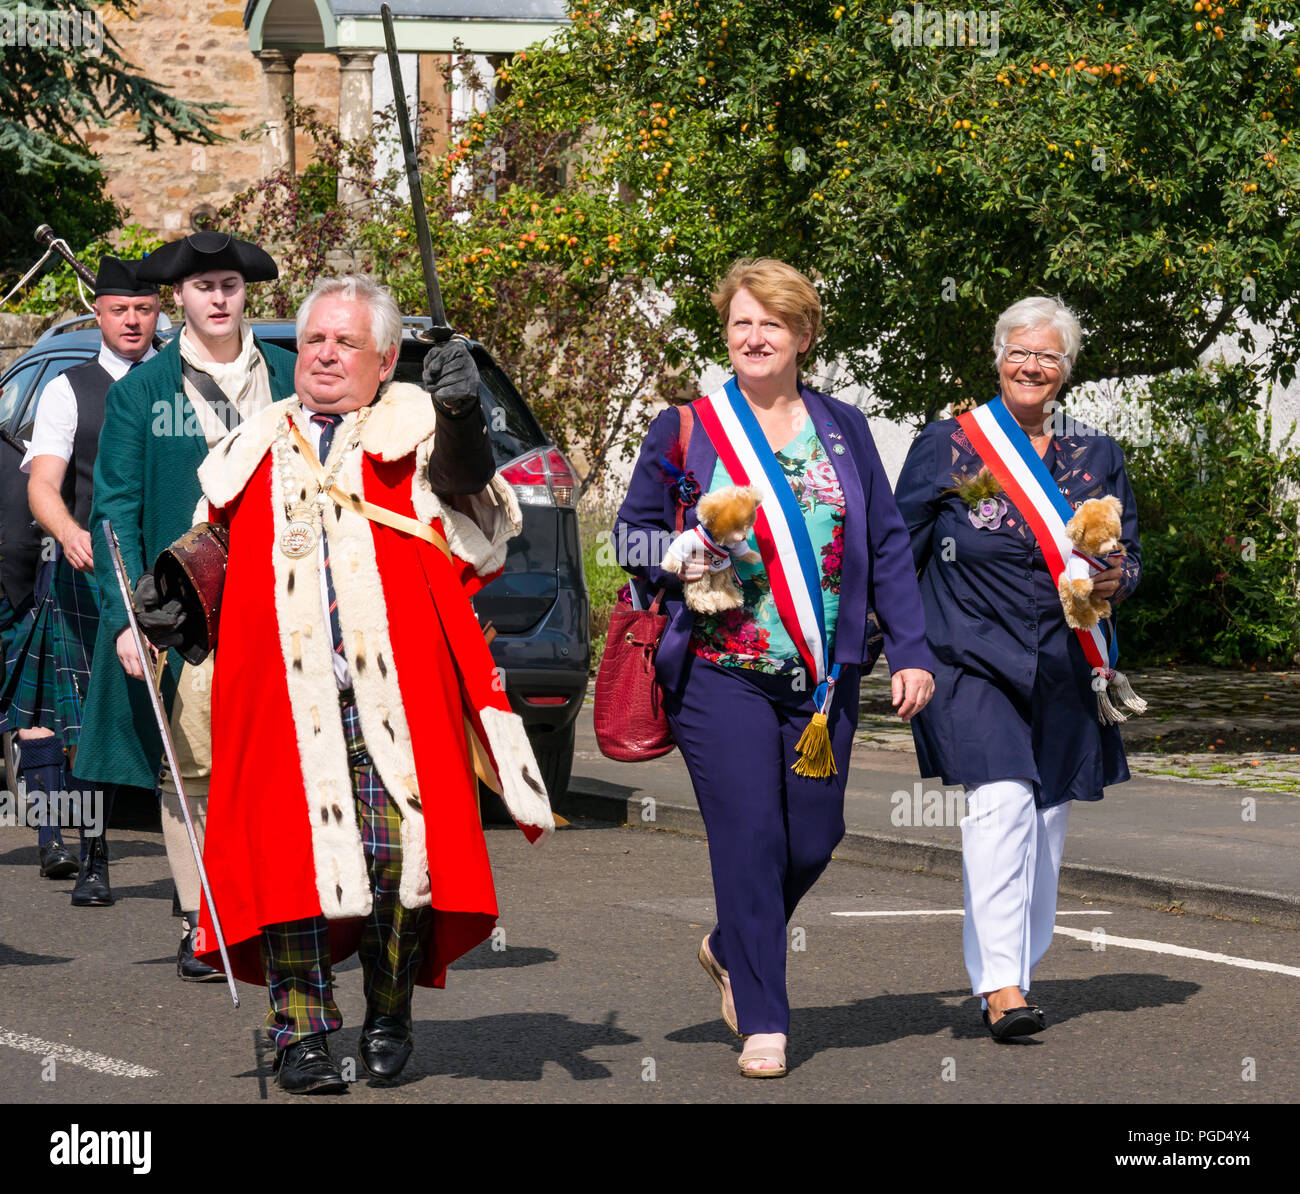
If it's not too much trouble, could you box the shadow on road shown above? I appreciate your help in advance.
[666,972,1201,1065]
[0,943,75,966]
[450,943,559,970]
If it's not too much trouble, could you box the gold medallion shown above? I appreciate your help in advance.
[279,507,319,558]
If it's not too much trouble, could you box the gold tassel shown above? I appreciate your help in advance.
[1111,669,1148,716]
[792,711,837,778]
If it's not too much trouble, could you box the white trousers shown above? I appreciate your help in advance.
[960,778,1071,1001]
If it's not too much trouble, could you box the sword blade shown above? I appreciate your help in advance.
[380,2,452,341]
[102,519,240,1008]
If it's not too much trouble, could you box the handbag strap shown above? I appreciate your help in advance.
[674,404,694,535]
[653,403,695,609]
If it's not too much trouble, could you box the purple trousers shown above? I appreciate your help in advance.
[665,651,861,1034]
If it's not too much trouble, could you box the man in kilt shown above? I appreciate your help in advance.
[4,256,161,903]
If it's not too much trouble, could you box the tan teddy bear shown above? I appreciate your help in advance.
[661,484,763,614]
[1058,495,1124,630]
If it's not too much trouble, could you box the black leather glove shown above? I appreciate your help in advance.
[133,573,186,650]
[421,339,481,415]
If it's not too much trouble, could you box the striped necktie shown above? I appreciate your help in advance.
[310,412,345,661]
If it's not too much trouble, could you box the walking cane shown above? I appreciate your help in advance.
[102,519,240,1008]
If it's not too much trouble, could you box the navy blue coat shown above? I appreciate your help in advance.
[894,415,1142,807]
[615,383,935,693]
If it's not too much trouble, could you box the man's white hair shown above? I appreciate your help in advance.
[296,274,403,356]
[992,295,1083,381]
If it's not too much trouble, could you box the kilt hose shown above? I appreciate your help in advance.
[260,698,434,1051]
[2,553,101,746]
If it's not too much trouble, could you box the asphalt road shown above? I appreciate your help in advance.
[1,814,1297,1112]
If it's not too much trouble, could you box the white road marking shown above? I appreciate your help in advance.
[832,909,1112,918]
[0,1028,159,1078]
[1051,927,1300,978]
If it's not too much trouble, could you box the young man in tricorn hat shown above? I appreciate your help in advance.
[76,231,296,979]
[6,256,160,905]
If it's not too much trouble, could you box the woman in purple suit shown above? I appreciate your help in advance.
[615,258,934,1077]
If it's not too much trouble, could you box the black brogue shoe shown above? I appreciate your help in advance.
[359,1013,414,1081]
[274,1033,348,1095]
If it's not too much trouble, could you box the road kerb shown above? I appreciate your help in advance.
[562,780,1300,932]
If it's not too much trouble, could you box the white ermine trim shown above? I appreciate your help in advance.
[411,450,523,577]
[199,396,300,510]
[270,407,372,919]
[478,706,554,838]
[317,424,432,910]
[358,382,437,460]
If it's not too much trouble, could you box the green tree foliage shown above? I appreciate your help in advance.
[1119,363,1300,667]
[0,0,224,177]
[479,0,1299,421]
[0,146,121,274]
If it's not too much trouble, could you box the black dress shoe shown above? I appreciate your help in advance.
[274,1033,347,1095]
[69,837,113,905]
[983,1004,1047,1041]
[359,1013,414,1080]
[39,841,79,879]
[176,928,224,982]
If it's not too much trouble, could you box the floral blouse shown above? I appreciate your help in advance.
[690,419,845,673]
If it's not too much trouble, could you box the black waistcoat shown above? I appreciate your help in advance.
[61,358,113,528]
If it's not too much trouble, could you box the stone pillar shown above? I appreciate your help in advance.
[337,52,377,210]
[256,49,300,176]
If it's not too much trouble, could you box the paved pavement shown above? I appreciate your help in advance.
[568,667,1300,930]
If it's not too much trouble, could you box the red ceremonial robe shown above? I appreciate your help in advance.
[191,383,552,988]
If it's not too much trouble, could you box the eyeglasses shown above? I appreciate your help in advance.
[1003,344,1068,371]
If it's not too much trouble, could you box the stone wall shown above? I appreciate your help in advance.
[91,1,266,237]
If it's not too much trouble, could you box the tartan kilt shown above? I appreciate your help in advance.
[0,554,102,745]
[0,591,26,734]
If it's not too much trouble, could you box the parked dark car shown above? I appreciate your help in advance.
[0,315,588,811]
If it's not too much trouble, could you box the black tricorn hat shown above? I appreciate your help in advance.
[136,232,279,285]
[93,255,159,298]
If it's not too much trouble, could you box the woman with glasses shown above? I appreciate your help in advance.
[894,296,1142,1041]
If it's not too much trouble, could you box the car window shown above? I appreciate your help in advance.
[17,355,91,437]
[0,358,45,431]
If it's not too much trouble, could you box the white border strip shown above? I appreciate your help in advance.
[1053,927,1300,978]
[0,1028,159,1078]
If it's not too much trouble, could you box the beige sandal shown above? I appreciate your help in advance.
[738,1040,787,1079]
[697,935,740,1037]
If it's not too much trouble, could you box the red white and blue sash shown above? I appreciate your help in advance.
[956,396,1119,679]
[693,377,841,709]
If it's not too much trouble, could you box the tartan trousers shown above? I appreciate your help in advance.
[260,700,433,1050]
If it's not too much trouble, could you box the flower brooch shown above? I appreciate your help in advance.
[946,467,1008,530]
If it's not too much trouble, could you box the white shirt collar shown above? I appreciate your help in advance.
[97,341,157,381]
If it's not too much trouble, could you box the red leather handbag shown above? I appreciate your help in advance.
[593,586,674,760]
[592,406,694,761]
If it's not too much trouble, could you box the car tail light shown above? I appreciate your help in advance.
[500,447,578,508]
[521,694,570,706]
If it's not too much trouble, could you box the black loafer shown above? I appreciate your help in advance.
[983,1004,1047,1041]
[359,1013,414,1080]
[176,928,224,982]
[274,1033,347,1094]
[70,837,113,906]
[39,841,78,879]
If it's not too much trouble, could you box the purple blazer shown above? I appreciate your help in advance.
[613,382,936,693]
